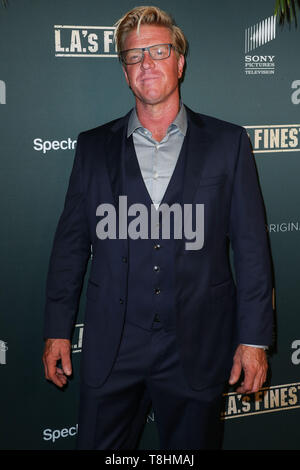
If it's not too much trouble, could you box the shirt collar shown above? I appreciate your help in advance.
[127,103,187,138]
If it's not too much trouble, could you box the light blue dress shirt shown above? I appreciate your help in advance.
[127,103,187,209]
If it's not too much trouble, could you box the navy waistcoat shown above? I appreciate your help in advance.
[124,134,187,330]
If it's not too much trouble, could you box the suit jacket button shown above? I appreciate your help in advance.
[154,288,161,295]
[154,244,161,250]
[119,298,124,304]
[122,257,127,263]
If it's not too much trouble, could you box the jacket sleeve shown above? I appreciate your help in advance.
[44,134,91,339]
[229,128,274,346]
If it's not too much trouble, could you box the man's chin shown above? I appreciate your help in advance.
[136,93,166,106]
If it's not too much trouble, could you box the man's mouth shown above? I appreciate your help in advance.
[139,75,160,82]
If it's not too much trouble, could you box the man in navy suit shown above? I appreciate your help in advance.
[43,6,273,450]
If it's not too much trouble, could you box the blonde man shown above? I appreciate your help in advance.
[43,6,273,450]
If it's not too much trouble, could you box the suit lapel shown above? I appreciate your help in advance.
[182,107,212,205]
[104,111,131,210]
[103,112,132,257]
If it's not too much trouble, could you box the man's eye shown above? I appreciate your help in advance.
[128,51,140,61]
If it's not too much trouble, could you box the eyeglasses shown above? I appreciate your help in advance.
[120,43,175,65]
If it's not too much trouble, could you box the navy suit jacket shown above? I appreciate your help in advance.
[44,106,274,390]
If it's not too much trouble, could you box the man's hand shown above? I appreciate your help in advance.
[229,344,268,394]
[43,338,72,388]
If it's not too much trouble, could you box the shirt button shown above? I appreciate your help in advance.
[154,288,161,295]
[154,244,161,250]
[154,172,158,179]
[153,265,160,272]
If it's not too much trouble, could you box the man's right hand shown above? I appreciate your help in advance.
[43,338,72,388]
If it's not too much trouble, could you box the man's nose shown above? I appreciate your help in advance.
[141,50,155,69]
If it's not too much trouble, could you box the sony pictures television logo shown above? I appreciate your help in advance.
[54,25,117,57]
[244,15,277,75]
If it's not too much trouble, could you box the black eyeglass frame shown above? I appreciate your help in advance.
[119,43,176,65]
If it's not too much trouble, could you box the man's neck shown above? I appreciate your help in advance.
[135,98,181,142]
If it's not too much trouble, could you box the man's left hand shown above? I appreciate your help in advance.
[229,344,268,394]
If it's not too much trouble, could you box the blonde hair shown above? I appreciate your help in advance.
[114,6,188,58]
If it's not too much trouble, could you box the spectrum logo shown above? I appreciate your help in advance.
[43,424,78,443]
[33,137,77,155]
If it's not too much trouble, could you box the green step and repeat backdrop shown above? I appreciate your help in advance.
[1,0,300,450]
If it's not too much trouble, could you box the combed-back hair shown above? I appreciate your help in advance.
[114,5,188,58]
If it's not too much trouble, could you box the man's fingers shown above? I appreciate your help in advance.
[56,368,68,386]
[43,354,57,381]
[229,358,242,385]
[230,345,268,394]
[236,372,255,393]
[61,350,72,376]
[43,338,72,388]
[46,359,65,387]
[46,366,68,388]
[42,355,49,379]
[236,367,266,394]
[254,369,267,392]
[252,368,266,393]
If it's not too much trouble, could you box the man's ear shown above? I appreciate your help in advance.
[122,65,130,87]
[177,55,185,80]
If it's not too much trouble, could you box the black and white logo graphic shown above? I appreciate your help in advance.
[72,324,84,354]
[244,15,277,75]
[0,340,8,364]
[43,424,78,443]
[291,80,300,105]
[244,124,300,153]
[54,25,117,58]
[33,137,77,155]
[267,221,300,233]
[291,340,300,365]
[0,80,6,104]
[222,382,300,419]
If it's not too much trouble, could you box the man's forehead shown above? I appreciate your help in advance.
[123,25,172,49]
